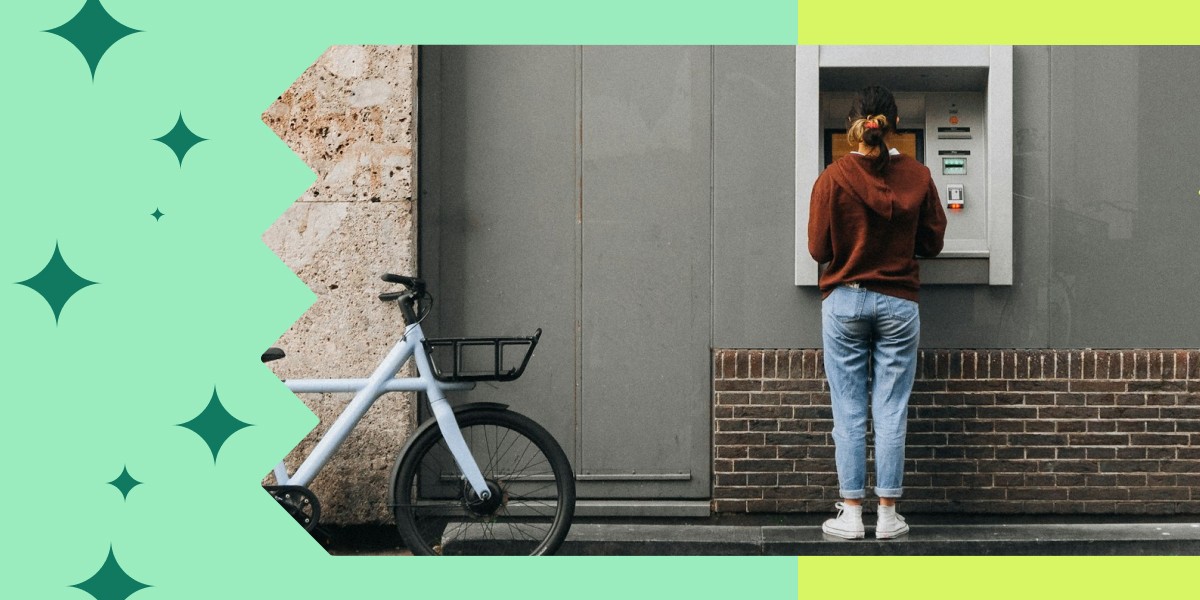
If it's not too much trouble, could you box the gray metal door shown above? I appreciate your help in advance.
[420,46,713,509]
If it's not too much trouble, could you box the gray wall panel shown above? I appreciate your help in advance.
[419,46,580,453]
[713,46,819,348]
[580,47,712,494]
[1048,47,1200,347]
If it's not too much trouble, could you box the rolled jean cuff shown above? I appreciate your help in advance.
[840,489,866,500]
[874,487,903,498]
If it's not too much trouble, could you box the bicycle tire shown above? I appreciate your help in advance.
[391,408,575,555]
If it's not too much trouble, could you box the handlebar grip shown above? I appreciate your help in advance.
[381,273,424,289]
[379,291,404,301]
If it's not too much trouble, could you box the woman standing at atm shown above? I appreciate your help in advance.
[808,85,947,539]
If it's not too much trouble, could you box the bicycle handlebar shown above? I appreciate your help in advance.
[382,273,424,291]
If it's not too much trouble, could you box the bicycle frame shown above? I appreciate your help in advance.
[272,321,494,502]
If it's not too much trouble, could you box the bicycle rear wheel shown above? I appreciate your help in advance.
[391,408,575,555]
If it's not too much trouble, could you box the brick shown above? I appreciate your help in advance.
[1086,447,1117,460]
[1097,406,1159,420]
[1020,393,1057,406]
[716,446,749,459]
[977,406,1037,419]
[1084,394,1117,406]
[716,419,749,432]
[1025,447,1055,459]
[1054,393,1086,406]
[1068,433,1130,446]
[1116,447,1147,459]
[1146,448,1175,460]
[1161,461,1200,474]
[734,459,793,472]
[1098,460,1160,473]
[714,486,763,499]
[994,393,1026,405]
[749,393,783,406]
[749,351,763,379]
[715,379,762,392]
[731,405,788,419]
[1082,351,1096,379]
[1148,352,1164,380]
[1024,420,1056,433]
[1128,381,1187,392]
[1009,487,1068,500]
[1038,406,1099,419]
[763,433,827,446]
[1145,421,1175,433]
[747,418,781,435]
[762,351,777,379]
[1145,394,1177,406]
[962,351,978,379]
[761,379,823,393]
[978,460,1038,473]
[1129,487,1190,501]
[777,446,807,459]
[1043,460,1099,473]
[1056,421,1086,433]
[714,432,765,446]
[748,446,778,459]
[912,380,947,392]
[715,473,748,486]
[1069,487,1130,501]
[994,420,1024,433]
[1010,434,1070,446]
[776,473,807,486]
[1115,421,1144,433]
[716,392,751,405]
[1057,447,1086,459]
[1071,380,1128,393]
[1178,421,1200,432]
[1117,474,1148,486]
[948,380,1002,392]
[1010,380,1070,392]
[1168,350,1188,380]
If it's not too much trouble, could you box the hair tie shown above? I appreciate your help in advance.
[863,120,880,130]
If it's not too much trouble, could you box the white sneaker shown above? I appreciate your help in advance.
[875,504,909,539]
[822,502,865,539]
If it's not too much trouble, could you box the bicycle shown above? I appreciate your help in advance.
[261,273,576,556]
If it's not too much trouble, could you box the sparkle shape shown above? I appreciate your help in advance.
[108,466,140,500]
[71,546,150,600]
[16,242,98,324]
[150,208,164,221]
[154,114,207,166]
[178,388,251,462]
[45,0,140,79]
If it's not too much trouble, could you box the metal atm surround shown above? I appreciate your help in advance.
[795,46,1014,286]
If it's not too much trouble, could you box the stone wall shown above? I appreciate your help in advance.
[713,349,1200,515]
[262,45,417,525]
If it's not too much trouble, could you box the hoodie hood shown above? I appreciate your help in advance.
[827,155,898,221]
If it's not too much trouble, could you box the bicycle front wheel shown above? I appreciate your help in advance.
[391,408,575,555]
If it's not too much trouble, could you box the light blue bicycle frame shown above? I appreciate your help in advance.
[272,321,492,501]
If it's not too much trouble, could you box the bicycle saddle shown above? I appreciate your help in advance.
[261,348,286,363]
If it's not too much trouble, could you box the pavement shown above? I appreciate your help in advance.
[323,515,1200,556]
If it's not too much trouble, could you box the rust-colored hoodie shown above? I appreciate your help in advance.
[808,153,947,302]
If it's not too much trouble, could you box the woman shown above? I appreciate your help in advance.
[808,85,946,539]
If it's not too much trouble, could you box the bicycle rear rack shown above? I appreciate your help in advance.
[422,328,542,383]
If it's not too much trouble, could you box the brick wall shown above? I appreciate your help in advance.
[712,349,1200,515]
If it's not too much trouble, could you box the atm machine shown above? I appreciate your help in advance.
[795,46,1013,286]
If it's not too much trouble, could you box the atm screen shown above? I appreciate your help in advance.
[824,129,925,167]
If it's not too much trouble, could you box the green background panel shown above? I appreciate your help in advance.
[1,1,1197,599]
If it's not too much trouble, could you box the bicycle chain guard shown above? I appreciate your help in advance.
[265,485,321,532]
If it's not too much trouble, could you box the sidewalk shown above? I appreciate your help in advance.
[323,515,1200,556]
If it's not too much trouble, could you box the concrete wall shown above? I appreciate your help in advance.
[262,45,417,525]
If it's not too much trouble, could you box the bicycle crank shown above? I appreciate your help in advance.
[265,485,321,532]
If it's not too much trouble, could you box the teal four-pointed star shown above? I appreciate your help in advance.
[71,546,150,600]
[45,0,140,79]
[150,208,164,221]
[16,242,98,324]
[154,114,208,166]
[108,466,141,500]
[178,388,252,461]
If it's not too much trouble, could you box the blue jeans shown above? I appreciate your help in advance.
[821,285,920,500]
